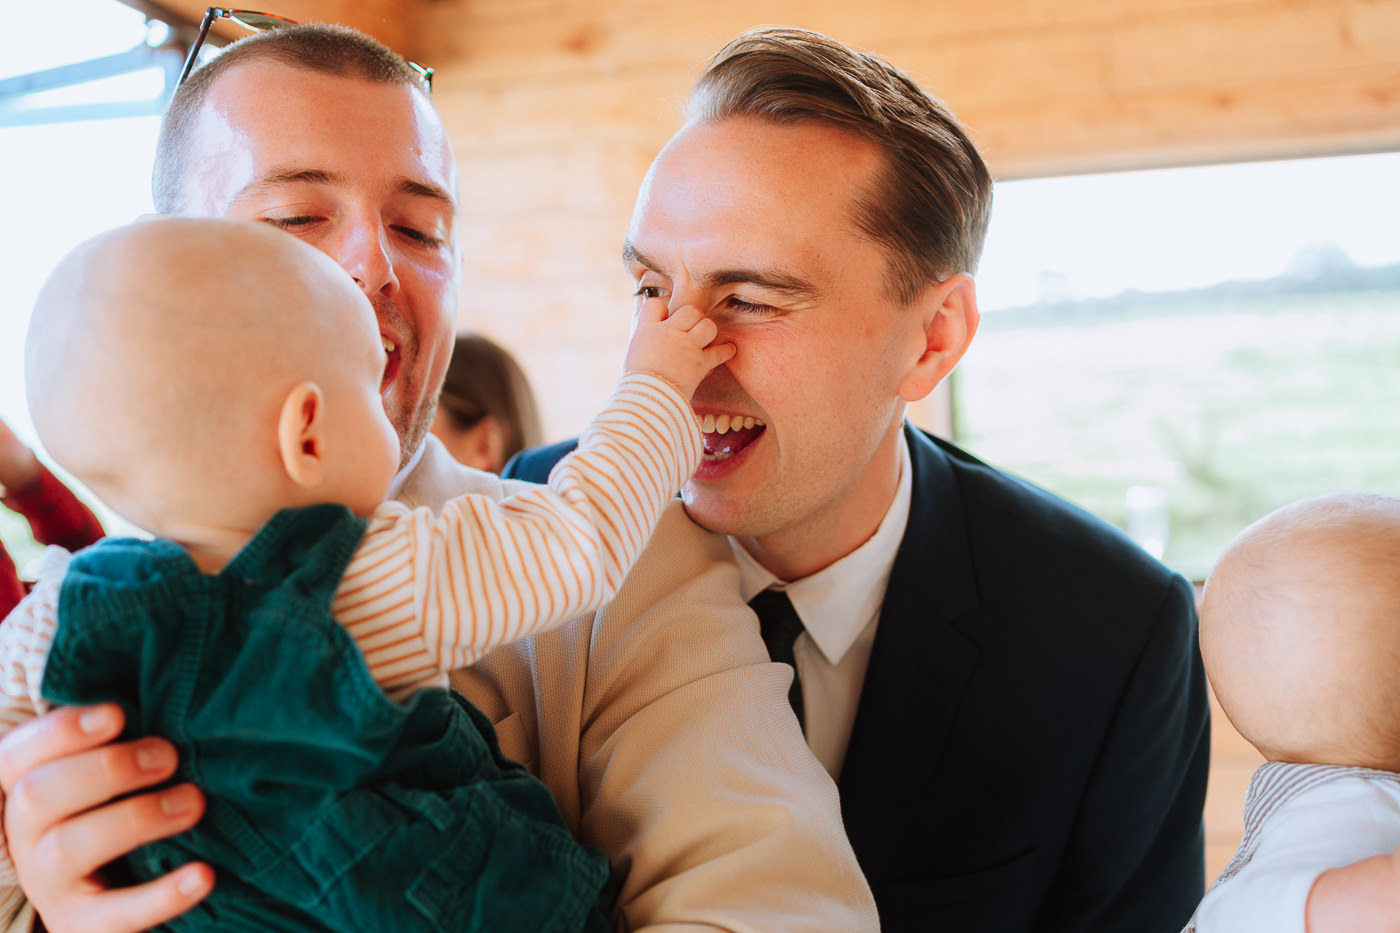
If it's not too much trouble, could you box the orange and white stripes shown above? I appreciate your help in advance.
[340,371,699,699]
[0,549,65,732]
[0,549,67,911]
[0,372,697,909]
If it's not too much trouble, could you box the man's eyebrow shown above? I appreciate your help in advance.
[622,242,821,300]
[231,168,456,216]
[231,167,341,201]
[395,178,457,216]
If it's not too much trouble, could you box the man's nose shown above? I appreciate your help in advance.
[336,220,400,298]
[666,287,696,316]
[666,283,710,320]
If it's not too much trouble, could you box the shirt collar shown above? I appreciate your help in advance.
[386,438,428,502]
[732,430,913,665]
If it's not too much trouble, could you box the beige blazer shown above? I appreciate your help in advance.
[404,437,875,931]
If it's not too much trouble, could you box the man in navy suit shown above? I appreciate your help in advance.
[507,26,1210,933]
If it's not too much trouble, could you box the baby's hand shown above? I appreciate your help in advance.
[624,299,736,399]
[0,417,41,496]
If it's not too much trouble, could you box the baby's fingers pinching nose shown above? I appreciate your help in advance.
[638,297,669,322]
[667,305,705,327]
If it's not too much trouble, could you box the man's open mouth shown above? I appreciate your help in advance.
[698,412,766,461]
[381,334,401,394]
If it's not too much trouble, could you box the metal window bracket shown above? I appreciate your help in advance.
[0,42,183,127]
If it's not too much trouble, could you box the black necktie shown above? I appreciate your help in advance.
[749,588,806,731]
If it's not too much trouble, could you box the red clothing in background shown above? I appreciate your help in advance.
[1,465,104,618]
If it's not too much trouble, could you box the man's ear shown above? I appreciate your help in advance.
[897,272,980,403]
[276,382,327,488]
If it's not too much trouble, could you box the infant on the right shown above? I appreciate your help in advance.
[1188,492,1400,933]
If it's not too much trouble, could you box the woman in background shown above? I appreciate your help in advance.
[430,334,543,475]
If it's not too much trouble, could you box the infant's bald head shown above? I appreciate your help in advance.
[25,217,384,532]
[1202,492,1400,769]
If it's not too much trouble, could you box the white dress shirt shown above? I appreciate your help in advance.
[732,432,913,780]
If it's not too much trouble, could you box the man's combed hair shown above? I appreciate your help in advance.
[153,24,430,213]
[688,26,993,305]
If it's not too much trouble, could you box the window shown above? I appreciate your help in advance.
[1,0,170,566]
[961,153,1400,580]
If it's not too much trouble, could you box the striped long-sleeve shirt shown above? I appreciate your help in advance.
[0,371,699,907]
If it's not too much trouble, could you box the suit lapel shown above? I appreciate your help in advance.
[838,427,982,879]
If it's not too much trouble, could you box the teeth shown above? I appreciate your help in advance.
[382,336,396,353]
[695,412,765,434]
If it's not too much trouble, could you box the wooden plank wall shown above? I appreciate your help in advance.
[387,0,1400,440]
[152,0,412,51]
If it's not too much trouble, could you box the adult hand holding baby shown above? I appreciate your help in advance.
[0,703,212,933]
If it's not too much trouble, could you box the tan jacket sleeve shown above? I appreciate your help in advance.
[404,438,877,932]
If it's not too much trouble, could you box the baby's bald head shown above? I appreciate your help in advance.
[1202,492,1400,770]
[25,217,389,536]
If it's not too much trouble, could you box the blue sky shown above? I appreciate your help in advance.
[978,154,1400,309]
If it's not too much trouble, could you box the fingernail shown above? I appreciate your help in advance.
[78,706,117,734]
[160,785,197,816]
[136,741,176,773]
[176,867,209,897]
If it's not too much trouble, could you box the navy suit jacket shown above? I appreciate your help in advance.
[504,426,1210,932]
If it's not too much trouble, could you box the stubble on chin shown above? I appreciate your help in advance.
[393,392,436,470]
[371,298,441,470]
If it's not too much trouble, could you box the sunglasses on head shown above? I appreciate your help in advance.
[177,8,434,91]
